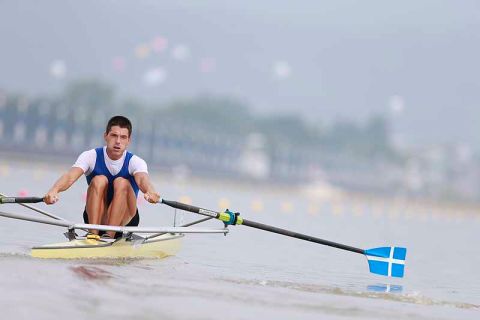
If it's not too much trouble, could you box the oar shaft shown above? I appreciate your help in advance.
[161,199,219,218]
[0,197,44,204]
[0,194,66,221]
[161,199,365,255]
[242,219,365,254]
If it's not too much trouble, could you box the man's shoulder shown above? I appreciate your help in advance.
[79,148,97,157]
[130,153,146,163]
[73,148,97,172]
[75,149,98,163]
[128,153,148,173]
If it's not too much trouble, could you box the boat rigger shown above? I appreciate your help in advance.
[0,194,227,259]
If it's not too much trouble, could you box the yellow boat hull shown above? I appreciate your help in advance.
[31,234,183,259]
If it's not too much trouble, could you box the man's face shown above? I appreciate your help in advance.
[104,125,130,159]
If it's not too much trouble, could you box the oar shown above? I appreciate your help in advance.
[161,199,407,278]
[0,194,66,221]
[0,195,44,204]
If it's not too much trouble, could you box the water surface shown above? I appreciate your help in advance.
[0,159,478,319]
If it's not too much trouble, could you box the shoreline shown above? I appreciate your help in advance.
[2,150,480,214]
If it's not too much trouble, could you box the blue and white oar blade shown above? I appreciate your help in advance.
[365,246,407,278]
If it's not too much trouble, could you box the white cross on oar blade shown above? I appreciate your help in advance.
[365,246,407,278]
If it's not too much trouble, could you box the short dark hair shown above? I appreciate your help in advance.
[106,115,132,137]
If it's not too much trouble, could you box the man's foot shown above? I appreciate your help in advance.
[99,233,117,243]
[103,231,118,239]
[100,233,113,239]
[86,233,100,240]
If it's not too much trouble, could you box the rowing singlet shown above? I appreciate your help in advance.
[85,147,140,204]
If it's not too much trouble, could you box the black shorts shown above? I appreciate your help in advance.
[83,208,140,226]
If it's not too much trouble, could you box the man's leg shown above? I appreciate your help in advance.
[105,177,137,237]
[86,175,109,235]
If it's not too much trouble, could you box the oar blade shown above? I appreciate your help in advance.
[365,246,407,278]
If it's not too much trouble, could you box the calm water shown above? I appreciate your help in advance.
[0,159,479,319]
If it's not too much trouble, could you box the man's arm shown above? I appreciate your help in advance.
[44,167,84,204]
[134,172,160,203]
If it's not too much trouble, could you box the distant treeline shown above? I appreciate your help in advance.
[0,79,402,187]
[3,79,478,202]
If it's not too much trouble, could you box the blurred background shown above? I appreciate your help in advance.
[1,0,480,203]
[2,4,480,318]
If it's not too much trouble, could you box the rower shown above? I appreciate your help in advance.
[44,115,160,239]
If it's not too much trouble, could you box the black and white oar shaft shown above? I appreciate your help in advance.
[0,196,44,204]
[161,199,364,254]
[240,219,365,254]
[160,199,219,216]
[0,193,66,221]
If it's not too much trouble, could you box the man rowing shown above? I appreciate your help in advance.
[44,115,160,239]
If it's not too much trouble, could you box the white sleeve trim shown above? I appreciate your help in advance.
[72,149,96,176]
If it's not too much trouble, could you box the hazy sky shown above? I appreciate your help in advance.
[1,1,480,147]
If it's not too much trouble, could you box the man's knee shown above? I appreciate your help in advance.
[89,175,108,191]
[113,177,131,193]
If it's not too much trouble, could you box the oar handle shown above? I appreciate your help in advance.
[0,197,45,204]
[161,199,202,214]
